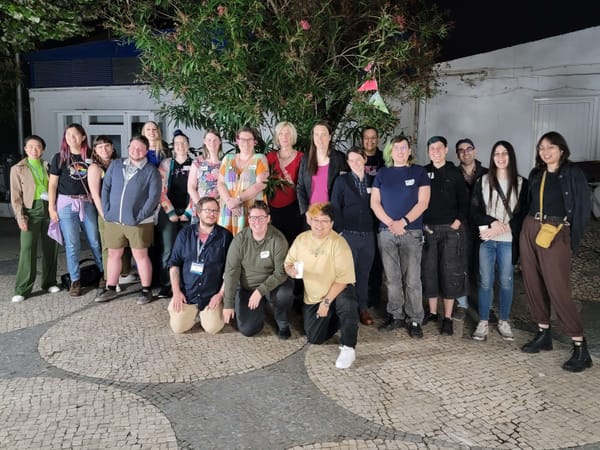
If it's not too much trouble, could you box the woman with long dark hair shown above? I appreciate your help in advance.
[48,124,103,296]
[296,121,348,219]
[188,128,222,206]
[519,131,592,372]
[470,141,528,341]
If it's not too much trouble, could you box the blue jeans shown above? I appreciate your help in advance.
[58,202,103,282]
[478,240,513,321]
[378,229,424,324]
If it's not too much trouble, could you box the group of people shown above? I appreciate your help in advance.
[9,119,593,372]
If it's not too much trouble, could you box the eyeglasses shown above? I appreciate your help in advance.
[458,146,475,154]
[248,215,268,222]
[200,208,219,214]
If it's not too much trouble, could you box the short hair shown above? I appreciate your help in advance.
[307,202,334,221]
[426,135,447,147]
[274,122,298,147]
[236,126,257,141]
[346,146,366,160]
[383,135,412,167]
[455,138,475,153]
[93,135,113,147]
[361,126,378,138]
[24,135,46,150]
[130,135,150,149]
[196,196,219,211]
[249,200,270,215]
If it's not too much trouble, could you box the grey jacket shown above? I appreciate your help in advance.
[102,158,161,226]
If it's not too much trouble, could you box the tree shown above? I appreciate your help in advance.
[108,0,450,147]
[0,0,106,55]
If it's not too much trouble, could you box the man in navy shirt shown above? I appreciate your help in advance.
[167,196,233,334]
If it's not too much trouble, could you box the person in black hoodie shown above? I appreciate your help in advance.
[422,136,470,335]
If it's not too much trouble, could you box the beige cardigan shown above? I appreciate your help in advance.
[10,158,50,227]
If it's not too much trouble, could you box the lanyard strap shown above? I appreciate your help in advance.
[196,232,210,261]
[27,160,48,187]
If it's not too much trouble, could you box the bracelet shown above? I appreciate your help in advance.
[402,216,410,225]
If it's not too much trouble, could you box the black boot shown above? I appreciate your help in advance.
[562,339,593,372]
[521,328,553,353]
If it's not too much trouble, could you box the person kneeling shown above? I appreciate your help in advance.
[222,201,294,339]
[285,202,359,369]
[167,197,233,334]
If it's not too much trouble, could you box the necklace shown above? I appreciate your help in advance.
[309,235,328,257]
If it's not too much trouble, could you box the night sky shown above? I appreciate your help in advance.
[435,0,600,61]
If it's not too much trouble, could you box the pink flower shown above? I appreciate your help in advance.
[300,20,311,31]
[217,5,227,16]
[394,15,406,29]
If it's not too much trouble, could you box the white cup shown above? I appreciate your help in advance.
[478,225,489,232]
[293,261,304,279]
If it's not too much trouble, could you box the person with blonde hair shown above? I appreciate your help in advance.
[285,202,358,369]
[141,121,169,167]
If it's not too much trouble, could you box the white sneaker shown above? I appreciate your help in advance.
[335,345,356,369]
[497,320,514,341]
[119,273,140,284]
[116,284,122,293]
[47,286,61,294]
[11,295,25,303]
[472,321,488,341]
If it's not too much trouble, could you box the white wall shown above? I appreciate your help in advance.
[413,26,600,174]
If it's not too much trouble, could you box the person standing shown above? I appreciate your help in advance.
[188,128,222,206]
[455,138,489,315]
[167,196,233,334]
[217,127,269,235]
[285,202,359,369]
[361,126,385,177]
[266,121,303,244]
[141,121,168,167]
[10,135,60,302]
[520,131,592,372]
[95,136,162,305]
[48,124,103,297]
[330,147,376,326]
[296,121,348,219]
[370,135,430,337]
[470,141,528,341]
[156,130,194,298]
[222,201,293,338]
[421,136,469,335]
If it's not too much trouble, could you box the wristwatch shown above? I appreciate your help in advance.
[322,298,331,307]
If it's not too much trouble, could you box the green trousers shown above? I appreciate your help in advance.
[15,200,59,296]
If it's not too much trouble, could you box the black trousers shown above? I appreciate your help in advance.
[303,285,359,347]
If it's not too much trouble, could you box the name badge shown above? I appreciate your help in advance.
[200,165,208,171]
[182,166,190,172]
[190,262,204,275]
[366,187,372,194]
[249,165,257,170]
[260,250,270,259]
[428,172,434,179]
[405,179,415,186]
[40,192,49,201]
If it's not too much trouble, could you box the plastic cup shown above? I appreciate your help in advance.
[293,261,304,279]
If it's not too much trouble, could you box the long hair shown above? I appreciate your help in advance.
[383,135,413,167]
[142,121,166,157]
[59,124,89,165]
[535,131,571,170]
[203,128,223,159]
[307,121,332,175]
[487,140,519,210]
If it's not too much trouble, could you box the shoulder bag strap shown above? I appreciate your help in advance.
[493,183,514,220]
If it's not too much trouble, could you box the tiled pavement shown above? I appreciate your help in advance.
[1,217,599,450]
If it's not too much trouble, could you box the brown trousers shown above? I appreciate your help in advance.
[519,216,583,337]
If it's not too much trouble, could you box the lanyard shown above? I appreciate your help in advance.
[27,160,48,187]
[196,232,210,261]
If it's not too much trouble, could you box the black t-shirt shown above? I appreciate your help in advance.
[531,171,566,217]
[365,149,384,177]
[168,158,193,212]
[49,153,90,196]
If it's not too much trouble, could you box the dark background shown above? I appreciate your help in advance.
[436,0,600,61]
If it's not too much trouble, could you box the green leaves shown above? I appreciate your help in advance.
[107,0,450,145]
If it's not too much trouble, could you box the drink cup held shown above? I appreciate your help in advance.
[293,261,304,279]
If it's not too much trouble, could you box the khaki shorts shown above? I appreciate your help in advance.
[104,221,154,249]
